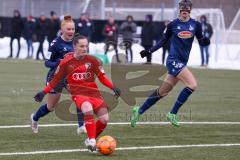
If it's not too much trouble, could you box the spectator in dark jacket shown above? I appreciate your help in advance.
[75,13,94,41]
[120,15,136,63]
[23,15,36,59]
[199,15,213,66]
[36,15,48,60]
[103,16,120,63]
[141,14,155,64]
[47,11,60,46]
[9,10,24,58]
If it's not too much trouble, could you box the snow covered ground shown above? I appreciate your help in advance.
[0,37,239,70]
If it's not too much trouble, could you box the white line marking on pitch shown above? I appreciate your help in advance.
[0,144,240,156]
[1,122,240,129]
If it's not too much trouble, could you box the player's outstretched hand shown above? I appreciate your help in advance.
[140,50,150,58]
[34,91,46,102]
[113,87,121,99]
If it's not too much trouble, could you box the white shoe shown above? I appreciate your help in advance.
[85,138,96,152]
[30,113,38,133]
[77,125,87,135]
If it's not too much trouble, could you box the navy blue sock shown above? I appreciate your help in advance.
[33,104,50,121]
[170,87,194,114]
[139,90,162,115]
[76,108,84,127]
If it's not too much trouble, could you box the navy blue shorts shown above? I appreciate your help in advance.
[46,70,67,94]
[166,59,186,77]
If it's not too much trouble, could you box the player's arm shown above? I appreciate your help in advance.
[34,62,66,102]
[44,43,61,68]
[45,59,60,68]
[98,74,121,98]
[208,23,213,38]
[94,59,121,97]
[140,22,173,58]
[196,21,210,46]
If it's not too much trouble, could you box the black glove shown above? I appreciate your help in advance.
[140,50,151,58]
[113,87,121,98]
[34,91,46,102]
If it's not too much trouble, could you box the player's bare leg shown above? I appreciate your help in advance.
[177,68,197,91]
[47,93,61,111]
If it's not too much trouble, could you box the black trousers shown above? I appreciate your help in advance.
[143,45,152,63]
[123,40,133,63]
[36,38,46,60]
[10,36,21,58]
[105,41,120,62]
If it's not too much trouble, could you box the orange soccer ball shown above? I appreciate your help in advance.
[96,135,117,155]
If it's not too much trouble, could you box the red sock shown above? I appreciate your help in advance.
[84,114,96,139]
[96,120,107,138]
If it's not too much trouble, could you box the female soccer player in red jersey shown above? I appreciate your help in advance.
[34,35,121,152]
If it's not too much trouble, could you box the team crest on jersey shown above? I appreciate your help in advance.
[85,63,92,70]
[189,25,194,31]
[178,31,193,39]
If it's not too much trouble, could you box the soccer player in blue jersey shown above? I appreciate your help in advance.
[131,0,210,127]
[31,15,86,134]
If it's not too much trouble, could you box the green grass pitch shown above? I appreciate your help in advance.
[0,59,240,160]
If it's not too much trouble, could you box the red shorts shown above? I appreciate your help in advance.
[72,95,108,113]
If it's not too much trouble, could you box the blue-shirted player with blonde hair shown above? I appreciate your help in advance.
[31,15,86,134]
[131,0,210,127]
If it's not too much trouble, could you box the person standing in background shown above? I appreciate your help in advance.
[75,13,94,41]
[120,15,136,63]
[36,15,48,60]
[23,15,36,59]
[141,14,155,64]
[199,15,213,67]
[102,16,120,63]
[47,11,60,46]
[9,10,24,58]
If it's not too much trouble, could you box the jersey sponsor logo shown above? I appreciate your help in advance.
[178,31,193,39]
[72,72,92,80]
